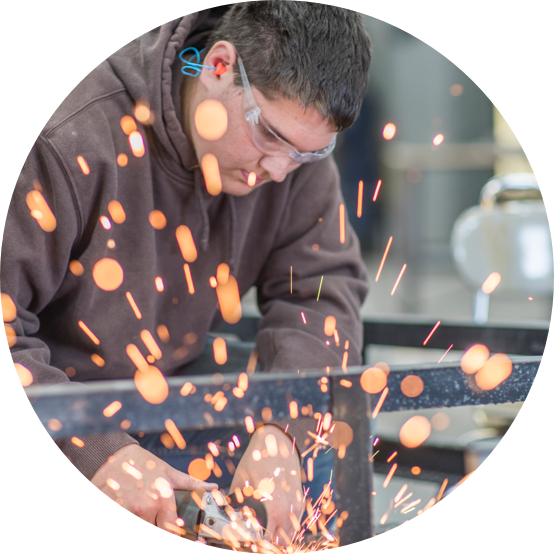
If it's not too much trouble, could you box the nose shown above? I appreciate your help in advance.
[259,155,295,183]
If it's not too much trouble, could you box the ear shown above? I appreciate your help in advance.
[199,41,237,92]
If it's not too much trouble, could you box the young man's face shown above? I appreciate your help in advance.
[189,51,337,196]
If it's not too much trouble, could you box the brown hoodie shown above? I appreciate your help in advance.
[1,11,368,479]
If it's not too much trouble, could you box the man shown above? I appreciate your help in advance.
[2,1,371,542]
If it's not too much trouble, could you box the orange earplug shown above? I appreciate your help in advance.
[214,62,227,76]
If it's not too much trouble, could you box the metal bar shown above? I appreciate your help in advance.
[27,372,329,440]
[367,357,539,412]
[216,315,549,355]
[26,357,540,439]
[363,320,548,355]
[330,376,374,545]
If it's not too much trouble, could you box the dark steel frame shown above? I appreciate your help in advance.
[24,316,547,545]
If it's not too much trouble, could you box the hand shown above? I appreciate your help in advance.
[91,444,218,535]
[230,426,305,546]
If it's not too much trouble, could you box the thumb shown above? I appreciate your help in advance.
[167,467,218,491]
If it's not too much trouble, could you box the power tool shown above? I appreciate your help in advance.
[175,489,268,548]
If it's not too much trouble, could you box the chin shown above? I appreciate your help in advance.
[221,180,259,197]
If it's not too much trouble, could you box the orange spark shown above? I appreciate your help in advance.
[176,225,198,262]
[383,463,397,488]
[129,131,145,157]
[461,344,490,374]
[47,419,62,431]
[213,337,227,365]
[107,200,126,223]
[180,382,195,396]
[1,293,16,322]
[341,352,348,370]
[15,363,33,387]
[238,373,248,391]
[375,236,393,282]
[333,328,340,346]
[246,350,258,374]
[68,260,84,276]
[122,462,143,480]
[148,210,167,229]
[157,324,170,343]
[324,316,336,337]
[107,239,115,249]
[120,115,137,135]
[423,320,441,345]
[372,179,382,202]
[371,387,389,419]
[475,353,512,390]
[450,84,464,96]
[339,379,352,388]
[134,366,169,404]
[92,258,124,291]
[208,442,220,457]
[5,323,16,347]
[91,354,105,367]
[301,312,307,324]
[394,484,408,503]
[155,277,164,292]
[482,272,501,294]
[357,181,364,217]
[433,134,444,146]
[216,274,242,324]
[103,401,122,418]
[436,479,448,502]
[438,344,453,363]
[77,156,90,175]
[289,401,299,419]
[382,123,396,140]
[134,103,151,123]
[391,264,407,295]
[165,419,186,449]
[201,153,222,196]
[339,204,346,244]
[387,451,397,463]
[125,292,142,319]
[399,416,431,448]
[140,330,162,360]
[411,466,421,475]
[209,276,217,288]
[99,215,111,230]
[26,190,57,232]
[307,458,314,482]
[245,416,255,434]
[431,412,450,431]
[247,172,257,187]
[290,266,293,294]
[106,478,120,491]
[233,387,244,398]
[71,437,85,448]
[183,264,195,294]
[116,153,128,167]
[126,344,149,372]
[78,320,100,345]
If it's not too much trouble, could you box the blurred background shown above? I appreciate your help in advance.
[243,13,552,535]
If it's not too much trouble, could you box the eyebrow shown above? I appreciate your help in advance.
[262,116,297,148]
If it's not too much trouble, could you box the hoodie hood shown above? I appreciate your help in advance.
[107,10,237,258]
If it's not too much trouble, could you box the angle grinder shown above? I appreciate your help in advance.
[174,489,268,547]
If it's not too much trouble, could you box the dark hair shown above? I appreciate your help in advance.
[206,1,371,131]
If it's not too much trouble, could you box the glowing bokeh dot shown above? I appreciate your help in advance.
[360,366,388,394]
[194,99,228,140]
[400,375,424,398]
[188,458,211,480]
[92,258,124,291]
[399,415,431,448]
[461,344,490,374]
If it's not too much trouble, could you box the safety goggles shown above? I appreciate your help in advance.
[236,54,336,164]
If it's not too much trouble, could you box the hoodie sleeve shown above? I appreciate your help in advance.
[255,156,369,373]
[2,136,137,480]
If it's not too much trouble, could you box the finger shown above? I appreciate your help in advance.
[156,503,183,536]
[168,468,218,491]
